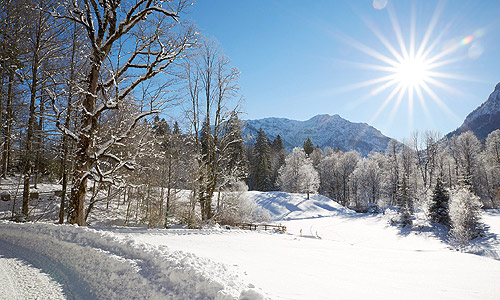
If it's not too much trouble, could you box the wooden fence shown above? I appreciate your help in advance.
[237,223,286,233]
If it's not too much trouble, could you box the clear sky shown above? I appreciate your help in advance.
[186,0,500,141]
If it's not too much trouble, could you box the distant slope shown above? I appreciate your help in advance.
[248,191,353,221]
[242,114,394,156]
[447,82,500,140]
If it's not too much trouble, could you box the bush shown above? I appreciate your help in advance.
[449,185,482,246]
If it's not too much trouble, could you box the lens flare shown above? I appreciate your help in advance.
[373,0,388,10]
[460,35,474,45]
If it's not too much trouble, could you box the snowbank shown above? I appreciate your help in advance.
[0,221,265,300]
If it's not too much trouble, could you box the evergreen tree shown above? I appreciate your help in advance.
[271,134,284,152]
[172,121,181,135]
[252,128,272,191]
[152,116,171,136]
[303,138,314,156]
[428,177,450,225]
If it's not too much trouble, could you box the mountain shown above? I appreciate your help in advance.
[447,82,500,140]
[242,114,394,156]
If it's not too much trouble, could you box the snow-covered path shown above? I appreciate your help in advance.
[0,222,265,300]
[0,253,65,300]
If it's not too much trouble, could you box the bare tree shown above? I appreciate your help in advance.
[21,0,65,218]
[54,0,196,225]
[0,0,28,179]
[184,38,241,222]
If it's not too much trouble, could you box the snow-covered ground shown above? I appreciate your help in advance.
[1,188,500,299]
[0,221,264,299]
[105,195,500,300]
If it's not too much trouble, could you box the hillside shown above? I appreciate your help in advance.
[242,114,394,156]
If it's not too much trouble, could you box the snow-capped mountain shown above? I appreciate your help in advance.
[242,114,394,156]
[447,82,500,140]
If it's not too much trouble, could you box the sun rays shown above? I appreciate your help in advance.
[338,1,483,132]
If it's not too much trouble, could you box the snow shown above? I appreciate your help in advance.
[108,211,500,299]
[248,191,351,221]
[0,255,65,300]
[466,82,500,122]
[1,187,500,299]
[0,222,265,299]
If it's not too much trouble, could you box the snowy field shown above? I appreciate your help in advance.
[1,189,500,299]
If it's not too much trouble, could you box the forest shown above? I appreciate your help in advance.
[1,0,499,247]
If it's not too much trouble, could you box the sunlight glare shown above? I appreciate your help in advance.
[394,56,430,88]
[338,2,471,129]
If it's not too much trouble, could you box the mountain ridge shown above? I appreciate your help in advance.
[242,114,394,156]
[447,82,500,140]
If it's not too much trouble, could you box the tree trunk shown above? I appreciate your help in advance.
[69,62,100,225]
[34,89,45,189]
[2,70,14,179]
[22,50,40,217]
[59,87,73,223]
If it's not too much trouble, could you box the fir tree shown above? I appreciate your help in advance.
[271,134,284,152]
[303,138,314,156]
[252,128,272,191]
[152,116,170,136]
[172,121,181,135]
[428,177,450,225]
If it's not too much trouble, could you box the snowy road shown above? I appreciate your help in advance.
[0,253,65,300]
[0,222,265,300]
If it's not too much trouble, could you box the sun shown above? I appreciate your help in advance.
[335,1,479,130]
[393,56,430,89]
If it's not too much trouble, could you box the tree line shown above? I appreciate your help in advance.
[0,0,263,227]
[250,128,499,244]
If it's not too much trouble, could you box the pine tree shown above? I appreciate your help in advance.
[172,121,181,135]
[252,128,272,191]
[303,138,314,156]
[428,177,450,225]
[271,134,284,152]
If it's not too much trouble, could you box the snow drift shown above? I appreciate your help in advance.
[0,221,265,300]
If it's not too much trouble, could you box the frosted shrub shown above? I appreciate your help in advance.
[219,180,270,225]
[278,147,319,199]
[449,185,482,246]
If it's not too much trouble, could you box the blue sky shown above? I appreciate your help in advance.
[187,0,500,141]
